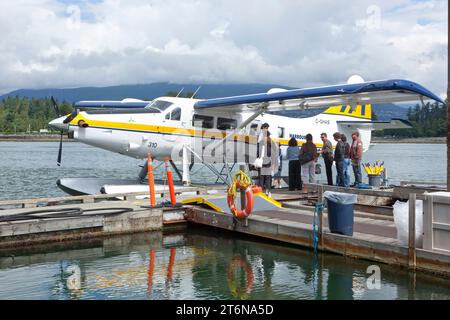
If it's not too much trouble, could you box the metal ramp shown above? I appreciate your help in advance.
[182,192,283,214]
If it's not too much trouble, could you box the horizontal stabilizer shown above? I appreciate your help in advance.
[75,99,151,109]
[337,118,412,130]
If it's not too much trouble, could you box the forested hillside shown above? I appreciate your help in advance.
[373,101,447,138]
[0,97,72,133]
[0,94,446,137]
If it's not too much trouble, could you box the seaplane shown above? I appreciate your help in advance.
[48,76,445,196]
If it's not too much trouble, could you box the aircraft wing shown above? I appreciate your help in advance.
[74,99,151,109]
[337,119,412,130]
[194,79,445,112]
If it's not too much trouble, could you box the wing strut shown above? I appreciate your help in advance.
[183,145,230,186]
[208,104,267,154]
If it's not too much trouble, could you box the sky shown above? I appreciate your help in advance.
[0,0,447,97]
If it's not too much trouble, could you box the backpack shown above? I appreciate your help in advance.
[299,151,313,165]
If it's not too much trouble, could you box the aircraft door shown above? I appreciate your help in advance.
[247,120,261,136]
[162,107,184,144]
[192,113,219,161]
[245,120,261,164]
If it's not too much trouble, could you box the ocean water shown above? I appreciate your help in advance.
[0,227,449,300]
[0,141,446,200]
[0,141,449,300]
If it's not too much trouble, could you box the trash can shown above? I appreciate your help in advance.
[368,174,381,187]
[324,191,358,236]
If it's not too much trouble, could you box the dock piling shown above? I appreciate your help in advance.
[408,193,417,270]
[318,185,324,249]
[164,157,177,206]
[147,152,156,207]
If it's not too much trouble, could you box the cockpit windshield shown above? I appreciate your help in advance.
[145,100,173,112]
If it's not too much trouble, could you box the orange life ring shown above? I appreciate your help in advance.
[227,181,254,219]
[251,185,262,194]
[227,255,254,299]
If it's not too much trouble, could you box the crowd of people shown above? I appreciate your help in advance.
[254,123,364,195]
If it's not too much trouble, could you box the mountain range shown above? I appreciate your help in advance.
[0,82,410,121]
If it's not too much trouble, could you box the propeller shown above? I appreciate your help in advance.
[50,96,64,166]
[63,110,78,124]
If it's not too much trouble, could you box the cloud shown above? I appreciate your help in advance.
[0,0,446,98]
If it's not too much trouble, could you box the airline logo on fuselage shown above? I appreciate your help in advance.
[289,133,306,140]
[315,118,330,125]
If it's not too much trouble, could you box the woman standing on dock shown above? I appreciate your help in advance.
[258,131,280,197]
[286,137,302,191]
[300,133,318,193]
[338,134,351,187]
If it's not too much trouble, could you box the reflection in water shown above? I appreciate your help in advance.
[147,249,155,298]
[0,227,449,300]
[227,255,254,300]
[66,264,81,291]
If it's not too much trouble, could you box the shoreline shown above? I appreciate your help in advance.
[0,134,446,144]
[0,134,73,142]
[371,137,446,144]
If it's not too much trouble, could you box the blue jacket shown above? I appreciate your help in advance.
[286,146,300,161]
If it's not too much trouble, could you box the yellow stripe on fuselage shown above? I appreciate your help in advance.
[70,114,328,147]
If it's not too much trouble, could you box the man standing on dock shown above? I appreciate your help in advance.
[350,131,363,186]
[333,132,345,187]
[320,133,334,185]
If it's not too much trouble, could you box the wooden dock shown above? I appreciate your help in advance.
[0,187,201,249]
[183,183,450,277]
[0,183,449,278]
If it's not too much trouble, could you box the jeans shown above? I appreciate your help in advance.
[337,159,351,187]
[260,175,272,193]
[352,160,362,185]
[324,158,333,185]
[343,158,351,187]
[335,159,345,187]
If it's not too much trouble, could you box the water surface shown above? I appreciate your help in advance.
[0,227,449,300]
[0,142,446,200]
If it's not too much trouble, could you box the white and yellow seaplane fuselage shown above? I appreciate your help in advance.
[48,79,443,189]
[62,97,377,163]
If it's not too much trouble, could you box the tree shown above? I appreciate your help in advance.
[0,97,73,133]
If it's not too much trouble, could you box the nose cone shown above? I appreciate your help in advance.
[48,116,69,131]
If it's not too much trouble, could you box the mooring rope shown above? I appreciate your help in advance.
[312,202,324,253]
[312,201,324,298]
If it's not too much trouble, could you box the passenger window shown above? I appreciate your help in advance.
[192,114,214,129]
[278,127,285,138]
[171,108,181,121]
[249,123,259,134]
[217,117,237,130]
[165,112,170,120]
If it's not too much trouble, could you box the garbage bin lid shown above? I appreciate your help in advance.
[323,191,358,205]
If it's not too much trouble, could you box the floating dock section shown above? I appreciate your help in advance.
[0,183,449,277]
